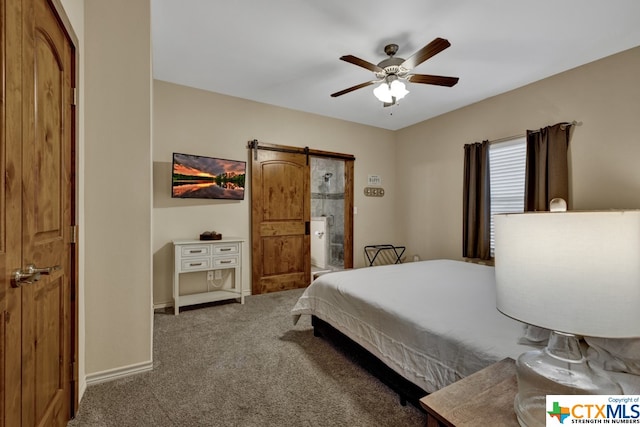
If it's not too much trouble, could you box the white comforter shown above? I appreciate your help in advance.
[292,259,640,394]
[292,259,535,393]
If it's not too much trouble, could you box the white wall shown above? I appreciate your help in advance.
[152,81,399,305]
[396,46,640,261]
[83,0,153,380]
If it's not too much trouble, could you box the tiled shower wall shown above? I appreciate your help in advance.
[311,157,345,268]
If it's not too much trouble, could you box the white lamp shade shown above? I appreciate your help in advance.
[495,210,640,338]
[389,80,409,100]
[373,83,393,103]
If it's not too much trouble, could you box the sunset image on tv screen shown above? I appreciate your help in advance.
[171,153,246,200]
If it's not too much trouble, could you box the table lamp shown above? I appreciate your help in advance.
[494,209,640,427]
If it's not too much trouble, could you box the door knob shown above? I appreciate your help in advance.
[12,264,61,287]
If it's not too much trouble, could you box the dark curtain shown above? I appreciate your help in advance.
[525,123,571,211]
[462,141,491,260]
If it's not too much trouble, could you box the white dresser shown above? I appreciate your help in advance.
[173,238,245,315]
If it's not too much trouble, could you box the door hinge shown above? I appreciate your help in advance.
[70,225,78,244]
[305,221,310,235]
[70,361,77,380]
[71,87,77,106]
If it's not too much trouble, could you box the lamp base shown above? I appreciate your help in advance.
[514,331,622,427]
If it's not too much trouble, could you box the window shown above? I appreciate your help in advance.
[489,137,526,255]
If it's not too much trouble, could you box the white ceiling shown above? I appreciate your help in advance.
[151,0,640,131]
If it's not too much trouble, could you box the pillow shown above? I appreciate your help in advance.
[518,324,551,347]
[585,337,640,375]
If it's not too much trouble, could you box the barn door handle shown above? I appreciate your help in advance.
[12,264,61,287]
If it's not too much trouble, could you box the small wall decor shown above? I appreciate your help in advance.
[364,187,384,197]
[367,175,382,186]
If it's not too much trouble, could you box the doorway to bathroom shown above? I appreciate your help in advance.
[310,156,351,274]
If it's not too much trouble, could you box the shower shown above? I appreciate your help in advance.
[311,159,345,271]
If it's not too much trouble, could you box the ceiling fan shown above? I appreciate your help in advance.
[331,37,459,107]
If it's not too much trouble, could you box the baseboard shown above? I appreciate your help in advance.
[78,378,87,401]
[153,301,172,310]
[85,360,153,386]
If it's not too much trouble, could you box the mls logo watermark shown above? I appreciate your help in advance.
[546,395,640,425]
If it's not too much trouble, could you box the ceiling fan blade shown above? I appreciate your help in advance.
[331,81,376,98]
[407,74,459,87]
[401,38,451,70]
[340,55,384,73]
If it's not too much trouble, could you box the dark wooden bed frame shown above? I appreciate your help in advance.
[311,315,428,410]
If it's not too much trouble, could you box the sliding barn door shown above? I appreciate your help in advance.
[1,0,76,425]
[251,145,311,294]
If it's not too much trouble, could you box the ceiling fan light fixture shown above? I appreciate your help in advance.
[333,38,457,102]
[373,77,409,103]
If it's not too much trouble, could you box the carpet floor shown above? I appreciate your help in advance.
[68,289,426,426]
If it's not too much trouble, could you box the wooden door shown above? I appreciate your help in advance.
[251,145,311,294]
[1,0,75,425]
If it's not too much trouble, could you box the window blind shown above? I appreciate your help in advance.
[489,137,526,255]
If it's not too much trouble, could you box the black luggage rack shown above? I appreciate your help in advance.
[364,244,406,266]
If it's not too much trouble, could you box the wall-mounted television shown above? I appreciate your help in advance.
[171,152,246,200]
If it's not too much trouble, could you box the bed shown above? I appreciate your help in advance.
[292,259,640,403]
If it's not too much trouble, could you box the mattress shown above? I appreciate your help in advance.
[292,259,640,395]
[292,259,535,393]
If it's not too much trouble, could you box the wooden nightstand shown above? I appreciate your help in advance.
[419,358,519,427]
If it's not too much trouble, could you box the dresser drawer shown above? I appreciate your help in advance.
[213,243,239,255]
[181,257,210,271]
[181,245,211,257]
[213,256,239,268]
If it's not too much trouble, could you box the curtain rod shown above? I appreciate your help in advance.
[488,120,581,145]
